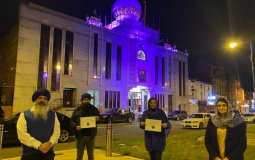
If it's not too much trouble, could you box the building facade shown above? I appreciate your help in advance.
[0,1,188,117]
[228,75,246,112]
[187,79,212,113]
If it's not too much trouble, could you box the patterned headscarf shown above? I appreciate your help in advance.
[211,98,244,128]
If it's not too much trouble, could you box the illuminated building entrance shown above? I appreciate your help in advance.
[128,86,149,113]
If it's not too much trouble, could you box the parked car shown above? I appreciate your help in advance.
[137,113,143,121]
[2,112,73,146]
[243,113,255,123]
[208,110,216,116]
[168,110,187,120]
[181,113,211,129]
[100,109,135,123]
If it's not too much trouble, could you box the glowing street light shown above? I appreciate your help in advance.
[229,42,238,49]
[228,41,255,99]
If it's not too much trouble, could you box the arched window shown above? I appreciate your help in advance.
[137,50,145,60]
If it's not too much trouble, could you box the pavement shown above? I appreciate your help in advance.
[2,149,143,160]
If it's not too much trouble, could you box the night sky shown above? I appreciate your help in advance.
[1,0,255,91]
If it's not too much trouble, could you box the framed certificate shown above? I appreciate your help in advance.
[80,116,96,128]
[145,119,162,132]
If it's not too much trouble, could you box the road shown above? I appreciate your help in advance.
[1,120,182,159]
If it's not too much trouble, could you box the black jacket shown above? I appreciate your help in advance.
[70,103,100,139]
[205,118,247,160]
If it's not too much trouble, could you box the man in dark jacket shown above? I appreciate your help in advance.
[70,93,100,160]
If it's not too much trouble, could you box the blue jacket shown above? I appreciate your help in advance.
[140,108,170,151]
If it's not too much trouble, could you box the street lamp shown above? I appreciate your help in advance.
[228,41,255,99]
[249,42,255,99]
[229,42,238,49]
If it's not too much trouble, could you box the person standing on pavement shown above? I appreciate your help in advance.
[140,98,170,160]
[70,93,100,160]
[17,89,60,160]
[205,97,247,160]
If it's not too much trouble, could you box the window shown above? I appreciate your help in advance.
[37,24,50,89]
[105,91,121,109]
[168,57,171,87]
[137,50,145,60]
[0,86,14,105]
[64,31,73,75]
[183,62,186,96]
[179,61,182,96]
[155,56,158,84]
[109,91,112,108]
[117,91,120,107]
[178,61,186,96]
[155,94,165,108]
[93,33,98,77]
[105,42,112,79]
[105,91,108,109]
[162,57,165,86]
[138,70,146,82]
[116,45,122,80]
[51,28,62,91]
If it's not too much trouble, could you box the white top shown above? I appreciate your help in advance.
[17,111,60,149]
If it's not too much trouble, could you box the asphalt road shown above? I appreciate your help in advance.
[1,120,182,159]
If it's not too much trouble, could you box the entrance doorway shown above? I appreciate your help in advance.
[168,95,173,112]
[128,92,142,112]
[128,86,149,113]
[63,88,76,107]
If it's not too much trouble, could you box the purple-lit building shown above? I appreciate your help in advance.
[0,0,188,116]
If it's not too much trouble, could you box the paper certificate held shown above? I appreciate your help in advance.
[145,119,162,132]
[80,116,96,128]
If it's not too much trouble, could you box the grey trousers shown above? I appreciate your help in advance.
[76,136,95,160]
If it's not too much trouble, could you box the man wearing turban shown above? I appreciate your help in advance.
[17,89,60,160]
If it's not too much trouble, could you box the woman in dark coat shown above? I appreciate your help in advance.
[205,98,246,160]
[140,98,170,160]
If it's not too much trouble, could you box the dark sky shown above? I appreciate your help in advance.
[1,0,255,91]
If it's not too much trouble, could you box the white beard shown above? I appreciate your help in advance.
[31,104,48,121]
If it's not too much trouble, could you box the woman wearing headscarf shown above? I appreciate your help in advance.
[205,97,247,160]
[140,98,170,160]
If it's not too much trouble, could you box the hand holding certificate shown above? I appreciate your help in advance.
[145,119,162,132]
[80,116,96,128]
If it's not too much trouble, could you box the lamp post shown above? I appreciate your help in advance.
[249,41,255,99]
[228,40,255,112]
